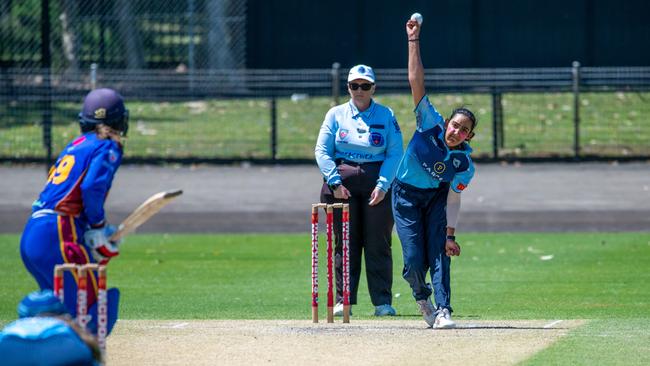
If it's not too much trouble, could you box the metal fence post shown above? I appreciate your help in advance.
[331,62,340,105]
[90,63,97,89]
[270,96,277,161]
[491,91,503,159]
[187,0,195,95]
[99,2,107,65]
[41,0,53,171]
[572,61,581,159]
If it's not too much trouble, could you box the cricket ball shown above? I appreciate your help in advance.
[410,12,423,25]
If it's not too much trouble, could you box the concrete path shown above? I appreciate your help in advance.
[1,162,649,233]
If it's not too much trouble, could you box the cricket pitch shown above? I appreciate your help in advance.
[107,319,584,365]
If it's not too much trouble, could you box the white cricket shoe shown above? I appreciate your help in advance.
[433,308,456,329]
[416,298,436,327]
[333,302,352,316]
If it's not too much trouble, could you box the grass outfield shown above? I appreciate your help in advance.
[1,232,649,364]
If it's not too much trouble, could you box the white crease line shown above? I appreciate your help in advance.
[170,322,190,329]
[544,320,563,328]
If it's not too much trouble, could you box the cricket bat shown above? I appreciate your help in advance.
[110,189,183,242]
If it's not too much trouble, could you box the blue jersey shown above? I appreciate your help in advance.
[0,317,77,341]
[0,317,98,366]
[315,99,403,191]
[395,96,475,192]
[32,133,122,226]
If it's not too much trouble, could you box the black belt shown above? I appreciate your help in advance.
[335,159,381,167]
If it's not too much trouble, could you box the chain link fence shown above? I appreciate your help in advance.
[2,65,649,164]
[1,1,649,164]
[1,0,246,71]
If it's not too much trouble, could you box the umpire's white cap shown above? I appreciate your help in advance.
[348,64,375,83]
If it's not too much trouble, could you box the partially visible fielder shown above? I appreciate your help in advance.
[0,290,101,366]
[19,88,129,336]
[392,16,478,328]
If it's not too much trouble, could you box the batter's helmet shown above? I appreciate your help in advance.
[79,88,129,136]
[17,290,67,318]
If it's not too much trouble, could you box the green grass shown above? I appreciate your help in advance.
[1,233,649,364]
[523,319,650,365]
[2,233,649,320]
[2,92,649,159]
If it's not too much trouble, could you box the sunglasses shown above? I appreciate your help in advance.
[348,82,374,91]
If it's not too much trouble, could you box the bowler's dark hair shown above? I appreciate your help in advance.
[450,107,478,131]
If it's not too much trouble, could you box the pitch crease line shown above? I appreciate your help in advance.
[543,320,563,328]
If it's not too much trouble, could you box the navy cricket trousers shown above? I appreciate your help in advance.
[391,180,453,312]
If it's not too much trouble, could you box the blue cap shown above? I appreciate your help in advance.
[347,64,375,83]
[17,290,67,318]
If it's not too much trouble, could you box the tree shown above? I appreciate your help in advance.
[60,0,79,70]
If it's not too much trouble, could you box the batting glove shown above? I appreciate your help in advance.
[84,224,121,264]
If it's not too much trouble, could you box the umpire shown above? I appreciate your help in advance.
[315,64,403,316]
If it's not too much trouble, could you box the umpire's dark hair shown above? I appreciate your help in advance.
[450,107,478,131]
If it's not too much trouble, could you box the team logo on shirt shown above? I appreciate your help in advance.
[421,161,443,181]
[338,129,349,140]
[369,132,384,147]
[108,149,118,163]
[434,162,446,174]
[453,158,461,168]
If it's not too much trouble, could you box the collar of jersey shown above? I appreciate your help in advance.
[348,99,376,119]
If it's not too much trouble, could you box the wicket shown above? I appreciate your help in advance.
[53,263,108,354]
[311,203,350,323]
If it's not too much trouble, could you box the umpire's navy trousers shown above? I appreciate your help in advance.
[391,179,453,312]
[321,161,394,306]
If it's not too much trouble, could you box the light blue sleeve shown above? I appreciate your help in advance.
[0,318,75,340]
[314,108,342,185]
[415,95,445,132]
[450,158,475,193]
[376,109,403,191]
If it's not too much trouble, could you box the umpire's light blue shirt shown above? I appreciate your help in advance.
[315,99,403,191]
[395,95,475,191]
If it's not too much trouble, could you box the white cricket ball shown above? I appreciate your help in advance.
[410,12,423,25]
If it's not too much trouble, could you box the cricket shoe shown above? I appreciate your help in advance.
[416,298,436,327]
[333,302,352,316]
[374,304,396,316]
[433,308,456,329]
